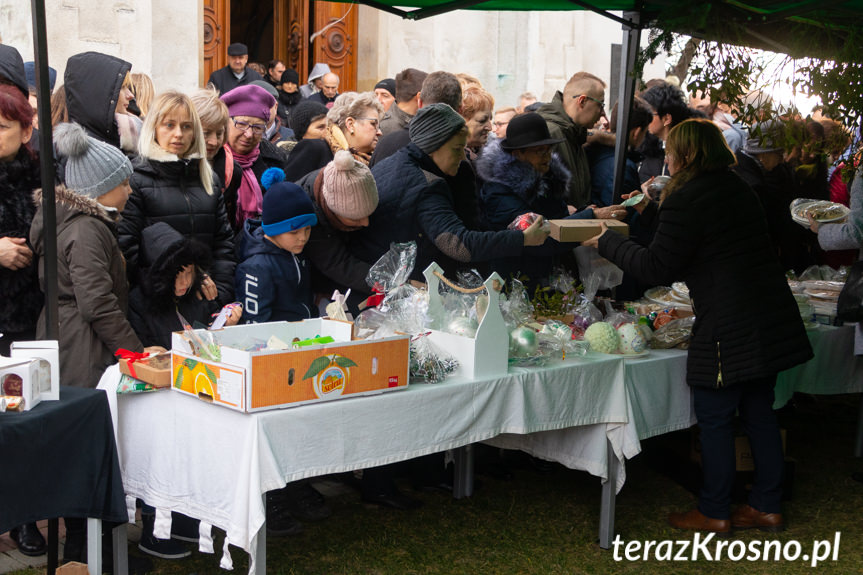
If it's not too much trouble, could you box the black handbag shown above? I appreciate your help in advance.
[837,260,863,323]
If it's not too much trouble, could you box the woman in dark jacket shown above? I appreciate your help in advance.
[297,150,379,308]
[477,112,626,289]
[63,51,132,151]
[586,119,813,534]
[119,91,236,306]
[0,82,47,559]
[0,85,42,352]
[352,104,549,281]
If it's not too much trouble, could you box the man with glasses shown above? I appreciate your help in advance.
[207,43,264,96]
[220,85,290,228]
[537,71,607,208]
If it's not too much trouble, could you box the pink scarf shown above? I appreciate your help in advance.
[227,144,262,228]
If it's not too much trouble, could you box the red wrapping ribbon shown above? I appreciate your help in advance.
[115,349,150,379]
[360,288,385,310]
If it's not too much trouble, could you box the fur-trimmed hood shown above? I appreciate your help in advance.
[476,137,571,202]
[33,185,118,226]
[30,185,121,277]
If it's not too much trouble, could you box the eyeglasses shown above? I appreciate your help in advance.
[355,117,380,130]
[493,121,510,128]
[232,119,267,136]
[574,94,605,112]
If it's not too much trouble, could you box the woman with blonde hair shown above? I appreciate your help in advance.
[119,90,236,306]
[283,91,383,181]
[130,72,155,118]
[190,87,243,229]
[586,118,812,535]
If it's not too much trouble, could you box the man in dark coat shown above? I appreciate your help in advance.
[369,70,462,167]
[207,43,264,96]
[351,104,548,280]
[536,71,606,208]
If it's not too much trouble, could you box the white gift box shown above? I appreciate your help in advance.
[0,356,46,411]
[11,340,60,402]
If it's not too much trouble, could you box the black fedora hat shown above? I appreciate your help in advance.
[500,112,563,150]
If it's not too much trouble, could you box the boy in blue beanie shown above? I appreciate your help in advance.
[235,170,318,323]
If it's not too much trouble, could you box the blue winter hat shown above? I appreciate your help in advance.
[24,61,57,91]
[261,181,317,237]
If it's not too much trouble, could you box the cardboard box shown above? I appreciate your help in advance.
[10,340,59,402]
[549,219,629,243]
[118,352,172,388]
[0,357,44,411]
[422,263,509,380]
[691,428,787,472]
[57,562,89,575]
[171,319,410,412]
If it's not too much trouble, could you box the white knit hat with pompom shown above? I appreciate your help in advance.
[321,150,379,220]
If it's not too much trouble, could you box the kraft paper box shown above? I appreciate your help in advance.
[549,219,629,243]
[11,340,59,402]
[0,356,47,412]
[119,353,172,388]
[171,319,410,412]
[56,561,89,575]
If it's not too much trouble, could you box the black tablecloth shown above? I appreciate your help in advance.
[0,386,127,533]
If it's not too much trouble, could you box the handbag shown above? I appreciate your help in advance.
[836,260,863,322]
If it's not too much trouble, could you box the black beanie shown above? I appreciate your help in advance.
[281,68,300,86]
[290,99,329,139]
[374,78,396,98]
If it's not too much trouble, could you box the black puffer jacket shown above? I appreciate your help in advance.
[353,143,523,280]
[64,52,131,150]
[598,169,813,388]
[128,222,217,349]
[120,145,236,305]
[0,148,43,333]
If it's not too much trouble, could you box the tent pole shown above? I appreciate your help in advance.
[611,10,641,205]
[30,0,58,342]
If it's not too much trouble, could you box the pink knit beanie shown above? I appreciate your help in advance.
[322,150,379,220]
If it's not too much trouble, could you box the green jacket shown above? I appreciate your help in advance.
[537,91,591,208]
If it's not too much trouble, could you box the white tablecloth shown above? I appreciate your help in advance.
[110,353,628,571]
[106,324,862,573]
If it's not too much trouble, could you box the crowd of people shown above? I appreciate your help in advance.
[1,37,860,571]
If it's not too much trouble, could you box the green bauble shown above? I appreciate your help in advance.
[509,326,539,357]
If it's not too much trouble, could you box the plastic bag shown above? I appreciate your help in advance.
[570,293,603,338]
[574,245,623,301]
[177,310,221,361]
[602,300,639,328]
[409,332,459,383]
[650,316,696,349]
[500,279,535,329]
[366,241,417,293]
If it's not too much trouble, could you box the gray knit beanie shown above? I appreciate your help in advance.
[409,103,466,154]
[54,122,133,199]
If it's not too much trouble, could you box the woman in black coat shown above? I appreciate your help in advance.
[119,91,236,306]
[586,119,813,534]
